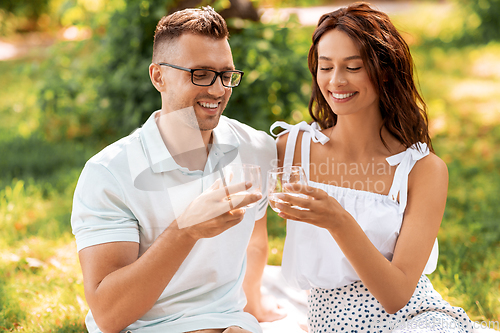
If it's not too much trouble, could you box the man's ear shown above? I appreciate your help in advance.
[149,63,166,92]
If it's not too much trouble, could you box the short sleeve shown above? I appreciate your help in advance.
[71,161,140,252]
[254,132,278,221]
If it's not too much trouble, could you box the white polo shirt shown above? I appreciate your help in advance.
[71,111,276,333]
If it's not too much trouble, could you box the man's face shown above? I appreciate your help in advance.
[160,33,234,131]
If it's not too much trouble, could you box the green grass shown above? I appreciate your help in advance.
[0,180,88,332]
[400,7,500,322]
[0,49,91,332]
[1,3,499,331]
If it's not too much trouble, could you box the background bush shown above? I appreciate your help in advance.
[35,0,312,144]
[458,0,500,43]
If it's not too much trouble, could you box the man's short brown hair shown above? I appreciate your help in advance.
[152,6,229,62]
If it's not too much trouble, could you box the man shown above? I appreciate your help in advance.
[71,6,283,333]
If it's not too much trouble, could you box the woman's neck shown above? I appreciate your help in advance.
[328,111,399,158]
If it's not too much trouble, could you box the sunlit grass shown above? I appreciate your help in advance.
[0,180,87,332]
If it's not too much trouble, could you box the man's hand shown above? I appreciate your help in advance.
[177,179,262,240]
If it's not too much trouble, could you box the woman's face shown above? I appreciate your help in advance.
[316,28,379,119]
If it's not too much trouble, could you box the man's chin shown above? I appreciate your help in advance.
[198,118,220,131]
[196,111,223,131]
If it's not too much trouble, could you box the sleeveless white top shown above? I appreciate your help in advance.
[270,121,439,290]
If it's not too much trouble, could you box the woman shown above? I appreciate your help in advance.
[270,3,473,332]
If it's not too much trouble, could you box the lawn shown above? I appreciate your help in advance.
[0,3,499,332]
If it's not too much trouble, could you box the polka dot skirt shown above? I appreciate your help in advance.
[307,275,473,333]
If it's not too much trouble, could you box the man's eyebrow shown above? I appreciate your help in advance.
[197,65,235,71]
[318,55,362,61]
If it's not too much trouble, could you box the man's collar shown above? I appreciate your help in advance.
[212,115,240,153]
[140,112,240,174]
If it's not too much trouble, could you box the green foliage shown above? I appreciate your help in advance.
[0,0,52,35]
[35,3,313,141]
[410,0,500,46]
[84,0,168,138]
[253,0,327,9]
[35,0,172,143]
[0,0,50,19]
[459,0,500,43]
[228,19,312,131]
[0,134,91,182]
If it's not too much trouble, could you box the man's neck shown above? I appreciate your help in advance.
[155,110,212,171]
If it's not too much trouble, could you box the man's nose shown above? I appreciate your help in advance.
[207,75,226,96]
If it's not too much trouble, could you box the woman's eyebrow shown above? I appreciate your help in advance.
[344,55,362,61]
[318,55,362,61]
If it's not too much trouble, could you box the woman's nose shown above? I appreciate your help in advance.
[331,69,347,86]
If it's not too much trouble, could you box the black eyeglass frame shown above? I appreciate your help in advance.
[157,62,244,88]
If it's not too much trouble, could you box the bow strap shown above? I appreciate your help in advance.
[270,121,330,169]
[270,121,330,144]
[386,142,430,214]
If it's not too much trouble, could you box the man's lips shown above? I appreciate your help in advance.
[198,101,220,109]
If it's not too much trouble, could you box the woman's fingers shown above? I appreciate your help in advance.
[284,183,321,198]
[275,185,334,223]
[277,204,310,221]
[275,193,311,210]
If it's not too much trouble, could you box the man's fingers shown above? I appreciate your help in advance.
[227,191,262,209]
[208,178,222,190]
[210,181,250,202]
[228,207,246,217]
[226,181,251,195]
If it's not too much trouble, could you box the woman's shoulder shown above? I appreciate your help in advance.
[410,151,448,187]
[418,152,448,173]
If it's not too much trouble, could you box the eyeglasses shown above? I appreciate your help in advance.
[157,63,244,88]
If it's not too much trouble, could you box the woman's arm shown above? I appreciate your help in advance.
[275,132,288,168]
[276,153,448,314]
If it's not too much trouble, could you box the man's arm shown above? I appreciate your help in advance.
[79,181,261,333]
[79,224,196,333]
[80,210,247,333]
[243,213,286,322]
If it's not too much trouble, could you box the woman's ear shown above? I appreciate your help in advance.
[149,63,166,92]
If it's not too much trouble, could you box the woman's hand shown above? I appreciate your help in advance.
[273,183,351,232]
